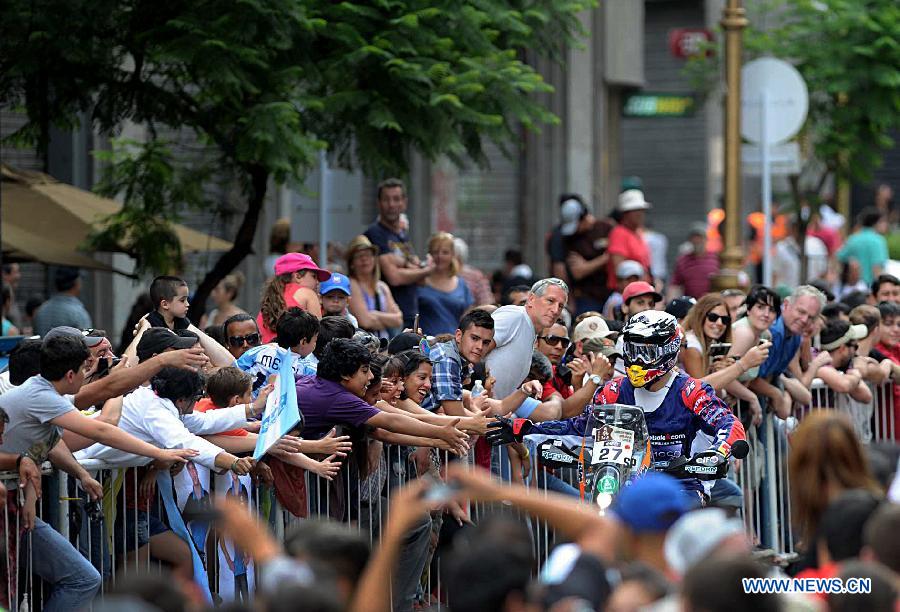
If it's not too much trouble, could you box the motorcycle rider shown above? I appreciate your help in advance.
[486,310,746,502]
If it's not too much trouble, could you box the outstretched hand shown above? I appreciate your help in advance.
[155,448,199,468]
[485,416,533,446]
[249,378,276,417]
[312,454,343,481]
[313,428,353,457]
[438,418,470,455]
[160,347,208,372]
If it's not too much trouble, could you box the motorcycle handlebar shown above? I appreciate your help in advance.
[731,439,750,460]
[664,459,727,481]
[533,437,751,479]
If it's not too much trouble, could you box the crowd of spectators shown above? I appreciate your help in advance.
[0,180,897,612]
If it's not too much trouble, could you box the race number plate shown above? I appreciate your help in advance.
[591,425,635,465]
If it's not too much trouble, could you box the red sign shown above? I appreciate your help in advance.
[669,28,714,59]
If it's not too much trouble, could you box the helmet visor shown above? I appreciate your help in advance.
[623,341,667,364]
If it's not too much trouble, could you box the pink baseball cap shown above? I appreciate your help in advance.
[274,253,332,281]
[622,281,662,305]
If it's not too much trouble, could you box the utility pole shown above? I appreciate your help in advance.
[712,0,749,290]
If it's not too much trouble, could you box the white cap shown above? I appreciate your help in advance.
[618,189,652,212]
[819,204,846,230]
[664,508,747,577]
[616,259,645,279]
[560,199,587,236]
[510,263,534,279]
[820,323,869,351]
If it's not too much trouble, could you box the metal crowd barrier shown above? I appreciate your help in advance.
[733,379,896,556]
[0,380,896,610]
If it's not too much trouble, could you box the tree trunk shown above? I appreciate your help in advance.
[789,175,809,284]
[187,165,269,322]
[791,170,830,285]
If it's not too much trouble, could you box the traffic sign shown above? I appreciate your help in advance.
[740,58,809,289]
[741,58,808,145]
[741,142,801,176]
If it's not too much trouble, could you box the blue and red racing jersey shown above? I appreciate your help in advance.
[528,372,745,492]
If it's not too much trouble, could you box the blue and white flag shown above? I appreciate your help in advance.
[157,469,213,604]
[253,348,303,460]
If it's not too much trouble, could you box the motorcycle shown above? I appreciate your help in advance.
[527,403,749,511]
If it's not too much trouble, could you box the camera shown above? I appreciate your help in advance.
[94,357,122,379]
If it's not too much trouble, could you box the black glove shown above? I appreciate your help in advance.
[691,449,728,468]
[665,450,727,480]
[691,448,728,465]
[485,417,534,446]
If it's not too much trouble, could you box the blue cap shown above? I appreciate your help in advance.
[319,273,351,296]
[610,473,690,533]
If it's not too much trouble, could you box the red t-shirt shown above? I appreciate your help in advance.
[257,282,307,343]
[606,225,651,289]
[875,342,900,441]
[193,397,249,437]
[542,367,574,401]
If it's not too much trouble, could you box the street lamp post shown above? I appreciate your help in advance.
[712,0,749,291]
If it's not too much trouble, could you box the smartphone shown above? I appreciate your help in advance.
[708,343,732,359]
[420,478,461,504]
[413,314,420,333]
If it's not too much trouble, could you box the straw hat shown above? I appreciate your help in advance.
[346,235,380,277]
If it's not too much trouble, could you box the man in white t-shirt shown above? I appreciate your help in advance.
[0,334,196,611]
[486,278,569,421]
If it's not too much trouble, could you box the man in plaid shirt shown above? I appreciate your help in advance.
[422,309,544,418]
[422,310,491,415]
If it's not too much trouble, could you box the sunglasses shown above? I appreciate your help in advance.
[228,333,261,348]
[845,342,859,350]
[539,335,571,348]
[706,313,732,326]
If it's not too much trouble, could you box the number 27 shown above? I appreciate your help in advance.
[597,447,622,461]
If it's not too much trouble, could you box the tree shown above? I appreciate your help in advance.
[1,0,591,318]
[687,0,899,189]
[684,0,899,280]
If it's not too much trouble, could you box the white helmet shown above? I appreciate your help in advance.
[621,310,682,387]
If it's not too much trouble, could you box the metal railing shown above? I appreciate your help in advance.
[733,378,896,556]
[1,380,896,610]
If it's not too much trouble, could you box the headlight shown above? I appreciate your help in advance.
[595,492,614,511]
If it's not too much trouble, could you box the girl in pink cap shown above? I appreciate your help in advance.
[257,253,331,343]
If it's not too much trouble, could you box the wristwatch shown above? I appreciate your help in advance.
[589,374,603,386]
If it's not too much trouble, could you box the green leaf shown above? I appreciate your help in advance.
[429,93,462,108]
[2,0,590,292]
